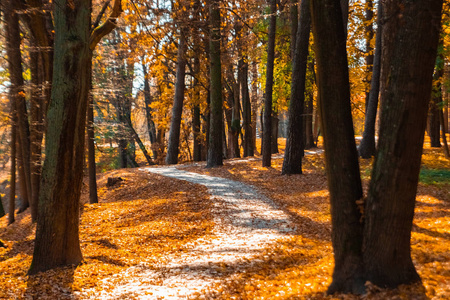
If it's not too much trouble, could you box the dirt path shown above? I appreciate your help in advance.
[78,166,295,299]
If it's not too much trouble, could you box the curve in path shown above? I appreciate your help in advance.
[79,166,295,299]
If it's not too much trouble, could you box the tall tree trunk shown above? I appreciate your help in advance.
[304,80,316,149]
[262,0,277,167]
[29,0,91,274]
[9,110,16,224]
[242,55,253,157]
[87,57,98,204]
[29,40,45,220]
[271,114,279,154]
[142,63,158,159]
[311,0,364,294]
[207,0,223,168]
[166,31,187,165]
[429,48,444,148]
[16,131,29,213]
[358,4,383,159]
[340,0,349,37]
[251,60,258,154]
[4,0,34,220]
[363,0,443,287]
[289,0,298,58]
[440,108,450,158]
[364,0,374,112]
[0,196,4,219]
[282,0,311,175]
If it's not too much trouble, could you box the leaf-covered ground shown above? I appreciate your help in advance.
[0,139,448,299]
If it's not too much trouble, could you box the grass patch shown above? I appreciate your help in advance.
[419,168,450,186]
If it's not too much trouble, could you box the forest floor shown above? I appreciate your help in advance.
[0,138,449,299]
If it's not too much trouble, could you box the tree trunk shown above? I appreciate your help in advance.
[440,108,450,158]
[364,0,374,112]
[358,4,383,159]
[142,62,158,159]
[289,0,298,58]
[87,57,98,204]
[311,0,365,294]
[166,31,187,165]
[16,136,29,213]
[9,111,16,224]
[340,0,349,37]
[262,0,277,167]
[282,0,311,175]
[242,55,253,157]
[0,195,4,218]
[4,0,34,220]
[363,0,443,288]
[271,114,279,154]
[207,0,223,168]
[304,86,316,149]
[29,40,44,220]
[29,0,91,274]
[429,48,444,148]
[251,60,258,154]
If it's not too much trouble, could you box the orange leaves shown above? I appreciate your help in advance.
[0,168,214,299]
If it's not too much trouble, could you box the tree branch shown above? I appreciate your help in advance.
[90,0,123,51]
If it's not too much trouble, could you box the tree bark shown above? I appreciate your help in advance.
[282,0,311,175]
[4,0,34,220]
[364,0,374,112]
[363,0,443,288]
[429,48,444,148]
[440,108,450,158]
[87,58,98,204]
[242,54,253,157]
[311,0,365,294]
[262,0,277,167]
[207,0,223,168]
[166,31,187,165]
[29,0,91,274]
[9,110,16,224]
[358,4,383,159]
[142,62,158,159]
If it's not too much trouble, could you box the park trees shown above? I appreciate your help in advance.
[311,0,444,293]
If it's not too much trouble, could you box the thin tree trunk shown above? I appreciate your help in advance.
[251,60,258,154]
[364,0,374,112]
[282,0,311,175]
[0,196,4,219]
[207,0,223,168]
[242,55,253,157]
[4,0,34,220]
[9,111,16,224]
[262,0,277,167]
[142,62,158,159]
[29,0,91,274]
[87,57,98,204]
[363,0,443,288]
[16,138,29,213]
[271,114,279,154]
[429,47,444,147]
[166,31,187,165]
[311,0,364,293]
[440,108,450,158]
[358,4,383,159]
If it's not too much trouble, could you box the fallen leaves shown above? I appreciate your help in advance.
[0,168,214,299]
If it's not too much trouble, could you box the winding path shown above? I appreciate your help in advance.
[80,166,296,299]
